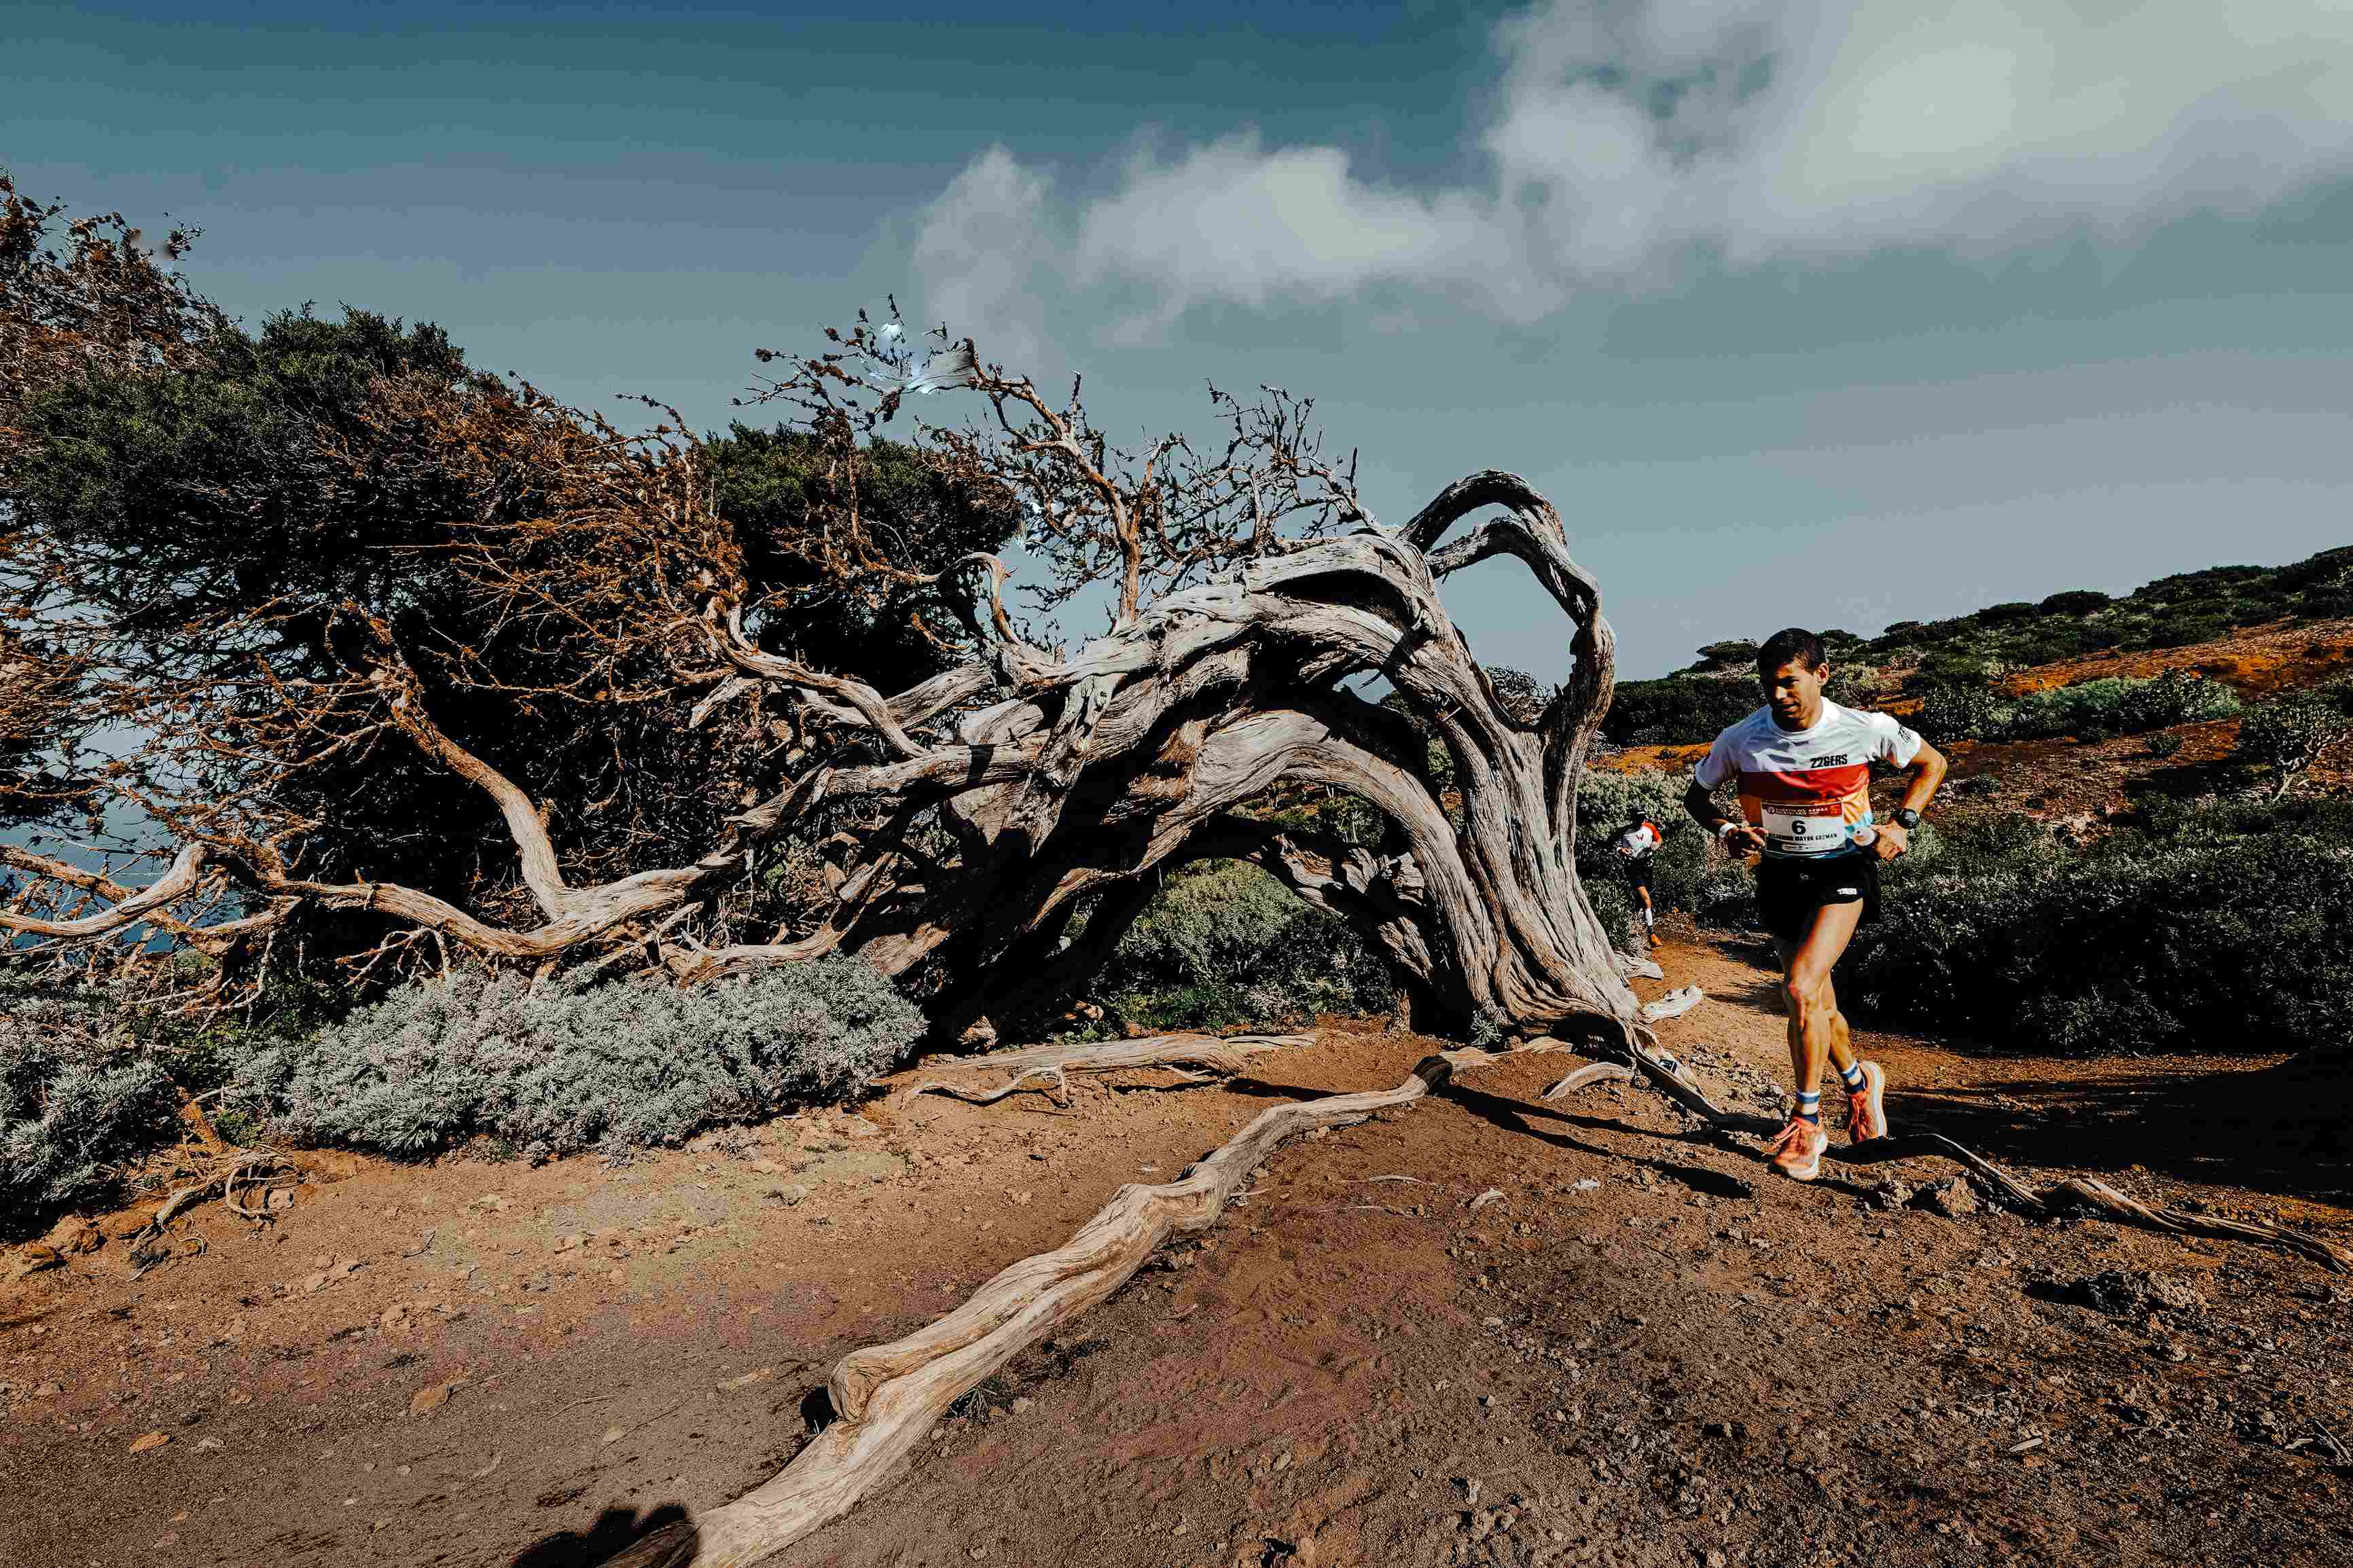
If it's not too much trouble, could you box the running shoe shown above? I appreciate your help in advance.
[1766,1117,1828,1182]
[1647,930,1664,950]
[1848,1059,1889,1142]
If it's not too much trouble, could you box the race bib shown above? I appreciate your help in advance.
[1761,801,1850,856]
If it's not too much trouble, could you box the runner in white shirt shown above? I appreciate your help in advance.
[1611,818,1666,949]
[1681,629,1948,1181]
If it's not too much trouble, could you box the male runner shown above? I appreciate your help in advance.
[1681,628,1947,1180]
[1610,818,1666,949]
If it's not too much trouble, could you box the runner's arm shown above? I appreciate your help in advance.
[1683,780,1765,852]
[1897,740,1948,816]
[1871,740,1950,858]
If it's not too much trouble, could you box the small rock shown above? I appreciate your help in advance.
[32,1381,63,1398]
[45,1215,105,1254]
[2061,1269,2206,1317]
[410,1376,465,1417]
[1911,1176,1979,1220]
[1010,1397,1033,1413]
[718,1368,773,1390]
[99,1209,158,1241]
[1865,1178,1914,1211]
[129,1430,171,1453]
[266,1188,293,1211]
[6,1245,63,1281]
[601,1425,626,1446]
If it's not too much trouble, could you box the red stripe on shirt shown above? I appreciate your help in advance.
[1737,764,1868,801]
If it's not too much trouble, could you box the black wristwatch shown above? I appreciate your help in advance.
[1893,807,1922,831]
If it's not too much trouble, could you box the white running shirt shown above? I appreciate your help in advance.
[1692,701,1923,860]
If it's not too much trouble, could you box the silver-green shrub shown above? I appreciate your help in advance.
[1,970,174,1221]
[234,957,920,1161]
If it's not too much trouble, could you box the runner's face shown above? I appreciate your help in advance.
[1761,659,1827,729]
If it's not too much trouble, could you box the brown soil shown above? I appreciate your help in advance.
[7,934,2350,1568]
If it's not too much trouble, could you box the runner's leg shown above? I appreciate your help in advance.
[1779,898,1865,1111]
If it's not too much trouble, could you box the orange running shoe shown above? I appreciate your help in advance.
[1767,1117,1828,1182]
[1848,1059,1889,1142]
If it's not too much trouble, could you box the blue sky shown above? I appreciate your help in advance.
[10,0,2352,678]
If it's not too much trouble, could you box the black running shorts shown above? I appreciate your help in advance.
[1618,856,1653,894]
[1755,854,1880,945]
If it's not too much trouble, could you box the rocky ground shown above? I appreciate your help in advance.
[5,930,2352,1568]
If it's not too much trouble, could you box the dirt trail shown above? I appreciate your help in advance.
[5,932,2351,1568]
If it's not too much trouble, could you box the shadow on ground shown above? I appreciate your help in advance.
[1887,1062,2353,1205]
[510,1505,695,1568]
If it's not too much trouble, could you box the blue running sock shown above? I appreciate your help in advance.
[1795,1090,1822,1126]
[1839,1061,1867,1093]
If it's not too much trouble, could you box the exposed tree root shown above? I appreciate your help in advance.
[2048,1175,2353,1274]
[1541,1060,1635,1101]
[592,1050,1488,1568]
[897,1032,1315,1107]
[1636,985,1703,1023]
[146,1152,292,1231]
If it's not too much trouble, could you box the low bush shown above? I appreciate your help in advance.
[1841,801,2353,1057]
[1,968,175,1226]
[2037,589,2112,617]
[230,958,920,1162]
[1098,859,1394,1033]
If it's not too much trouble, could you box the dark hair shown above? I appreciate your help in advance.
[1756,627,1827,674]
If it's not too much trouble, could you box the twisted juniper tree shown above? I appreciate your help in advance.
[2,182,1636,1044]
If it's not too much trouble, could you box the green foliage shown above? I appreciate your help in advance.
[0,967,175,1227]
[230,959,920,1162]
[2037,589,2113,617]
[1097,860,1394,1033]
[1600,674,1757,746]
[1842,800,2353,1057]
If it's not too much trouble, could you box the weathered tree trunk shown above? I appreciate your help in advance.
[693,471,1635,1041]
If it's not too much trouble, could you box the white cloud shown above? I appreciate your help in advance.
[915,1,2353,340]
[1073,134,1495,337]
[910,145,1058,365]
